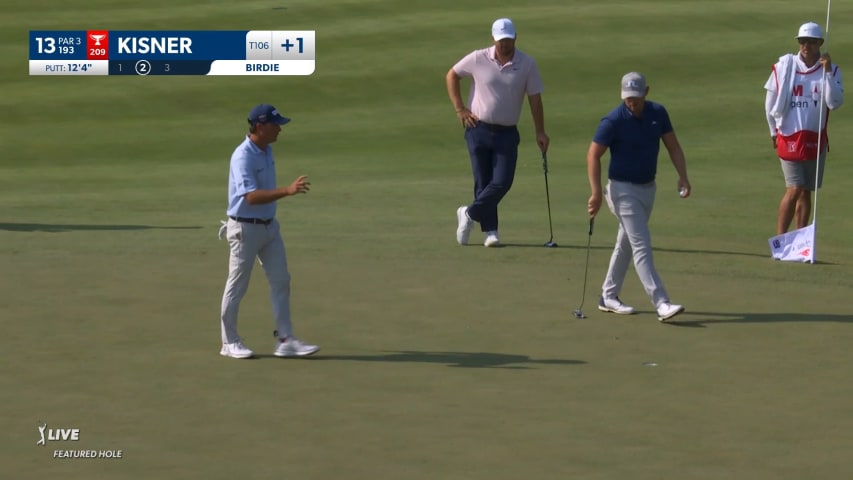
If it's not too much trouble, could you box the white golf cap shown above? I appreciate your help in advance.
[620,72,647,99]
[492,18,516,41]
[796,22,823,39]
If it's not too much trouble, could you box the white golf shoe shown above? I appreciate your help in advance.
[657,302,685,322]
[274,336,320,357]
[484,231,500,247]
[598,297,636,315]
[456,206,473,245]
[220,341,254,359]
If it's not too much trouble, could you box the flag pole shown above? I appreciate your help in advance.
[811,0,832,263]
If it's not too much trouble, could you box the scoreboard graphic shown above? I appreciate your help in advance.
[29,30,315,75]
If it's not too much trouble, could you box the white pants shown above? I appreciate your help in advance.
[602,180,670,307]
[220,218,292,344]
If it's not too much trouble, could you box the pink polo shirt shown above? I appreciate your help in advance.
[453,46,543,126]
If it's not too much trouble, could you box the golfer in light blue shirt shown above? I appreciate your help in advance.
[219,104,320,359]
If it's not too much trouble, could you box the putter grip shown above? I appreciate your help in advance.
[588,218,594,235]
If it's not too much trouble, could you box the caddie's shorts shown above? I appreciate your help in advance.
[780,150,826,191]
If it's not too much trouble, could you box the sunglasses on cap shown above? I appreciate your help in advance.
[798,38,820,45]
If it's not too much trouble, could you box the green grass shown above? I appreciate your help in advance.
[2,1,853,479]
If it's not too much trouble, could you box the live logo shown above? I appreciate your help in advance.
[47,429,80,441]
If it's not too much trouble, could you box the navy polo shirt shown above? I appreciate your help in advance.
[592,101,673,184]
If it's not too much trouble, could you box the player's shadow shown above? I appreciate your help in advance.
[653,246,768,258]
[500,243,768,258]
[665,311,853,328]
[0,223,202,232]
[500,243,607,250]
[273,350,586,369]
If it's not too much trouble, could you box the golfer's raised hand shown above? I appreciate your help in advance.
[286,175,310,195]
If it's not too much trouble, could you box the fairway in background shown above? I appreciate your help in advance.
[1,1,852,479]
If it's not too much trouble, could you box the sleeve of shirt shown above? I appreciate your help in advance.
[825,65,844,110]
[231,151,258,197]
[659,106,674,135]
[526,58,544,96]
[453,50,477,77]
[592,118,615,146]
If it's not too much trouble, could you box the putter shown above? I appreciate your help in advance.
[541,152,558,248]
[572,217,595,319]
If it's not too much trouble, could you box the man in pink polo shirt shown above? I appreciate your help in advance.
[446,18,550,247]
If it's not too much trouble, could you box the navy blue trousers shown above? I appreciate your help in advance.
[463,123,520,232]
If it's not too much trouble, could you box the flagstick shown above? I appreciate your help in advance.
[811,0,832,264]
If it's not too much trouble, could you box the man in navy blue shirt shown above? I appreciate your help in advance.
[586,73,691,322]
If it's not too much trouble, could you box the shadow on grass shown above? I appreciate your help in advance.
[500,243,564,249]
[666,311,853,328]
[503,243,770,258]
[0,223,202,232]
[655,247,768,258]
[260,350,586,369]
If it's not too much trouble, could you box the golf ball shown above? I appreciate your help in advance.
[679,188,688,198]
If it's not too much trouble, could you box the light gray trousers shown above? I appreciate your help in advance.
[220,218,292,344]
[602,180,670,307]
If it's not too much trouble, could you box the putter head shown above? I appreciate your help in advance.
[572,309,587,319]
[544,241,558,248]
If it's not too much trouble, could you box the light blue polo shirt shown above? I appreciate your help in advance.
[226,135,277,219]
